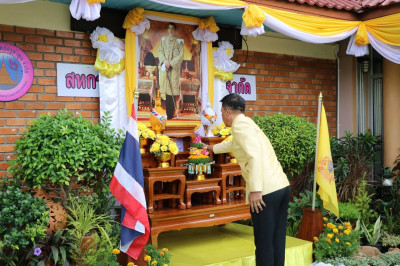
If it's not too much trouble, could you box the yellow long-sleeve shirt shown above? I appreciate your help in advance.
[213,114,289,202]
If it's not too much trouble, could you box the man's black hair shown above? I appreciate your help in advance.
[220,93,246,113]
[169,22,177,29]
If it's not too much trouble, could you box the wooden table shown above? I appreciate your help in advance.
[148,199,250,247]
[185,178,222,209]
[143,167,187,214]
[213,163,245,204]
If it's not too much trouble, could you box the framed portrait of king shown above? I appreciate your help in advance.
[137,16,202,122]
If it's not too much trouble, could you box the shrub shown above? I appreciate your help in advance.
[338,202,359,222]
[8,110,124,205]
[330,130,379,202]
[313,219,361,261]
[144,244,171,266]
[253,113,316,178]
[0,186,49,265]
[381,231,400,248]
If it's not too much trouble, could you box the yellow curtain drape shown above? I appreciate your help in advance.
[208,42,214,107]
[124,7,145,28]
[362,13,400,46]
[214,68,233,82]
[124,29,136,117]
[199,17,220,33]
[260,6,360,37]
[87,0,104,4]
[242,4,266,28]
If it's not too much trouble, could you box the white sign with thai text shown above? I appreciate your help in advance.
[225,74,256,101]
[57,63,99,97]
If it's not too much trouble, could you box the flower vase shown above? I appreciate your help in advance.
[196,173,205,180]
[229,152,237,163]
[139,138,148,154]
[157,152,172,168]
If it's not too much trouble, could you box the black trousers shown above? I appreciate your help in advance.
[166,94,178,120]
[251,186,290,266]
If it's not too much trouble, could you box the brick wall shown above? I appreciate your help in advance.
[0,25,98,177]
[0,25,337,177]
[232,50,337,131]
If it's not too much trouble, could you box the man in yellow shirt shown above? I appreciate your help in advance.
[208,93,290,266]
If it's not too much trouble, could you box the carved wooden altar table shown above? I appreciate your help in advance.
[185,177,222,209]
[213,163,246,204]
[143,167,186,214]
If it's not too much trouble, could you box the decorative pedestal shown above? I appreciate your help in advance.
[143,167,187,213]
[185,178,222,209]
[213,163,245,204]
[297,207,324,242]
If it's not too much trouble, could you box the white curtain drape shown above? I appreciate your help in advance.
[148,0,246,10]
[69,0,101,21]
[99,70,129,131]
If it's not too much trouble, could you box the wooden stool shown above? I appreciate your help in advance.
[213,163,245,204]
[185,178,222,209]
[144,167,186,213]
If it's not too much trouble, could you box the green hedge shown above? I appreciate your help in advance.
[253,113,316,178]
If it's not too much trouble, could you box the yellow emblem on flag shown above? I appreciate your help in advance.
[316,104,339,217]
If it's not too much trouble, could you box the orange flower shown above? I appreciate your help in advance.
[160,251,164,256]
[144,255,151,262]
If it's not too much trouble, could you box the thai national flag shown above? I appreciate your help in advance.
[110,104,149,259]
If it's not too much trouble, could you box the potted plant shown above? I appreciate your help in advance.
[357,216,383,251]
[8,110,124,206]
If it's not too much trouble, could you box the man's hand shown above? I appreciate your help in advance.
[249,191,266,214]
[205,144,213,153]
[165,61,171,69]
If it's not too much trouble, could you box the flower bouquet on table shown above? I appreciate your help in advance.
[213,123,231,138]
[187,135,214,180]
[150,135,179,168]
[138,122,156,154]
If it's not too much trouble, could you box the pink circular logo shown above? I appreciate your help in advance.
[0,42,34,101]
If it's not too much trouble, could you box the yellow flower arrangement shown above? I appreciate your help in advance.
[222,135,233,143]
[313,218,361,261]
[213,123,232,137]
[138,122,156,139]
[150,135,179,157]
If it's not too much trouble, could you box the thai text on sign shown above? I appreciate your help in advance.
[57,63,99,97]
[225,74,256,101]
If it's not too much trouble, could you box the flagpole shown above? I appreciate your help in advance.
[312,92,323,211]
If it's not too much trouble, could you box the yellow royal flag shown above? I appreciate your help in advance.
[316,104,339,217]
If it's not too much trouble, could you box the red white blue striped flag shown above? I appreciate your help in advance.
[110,104,149,259]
